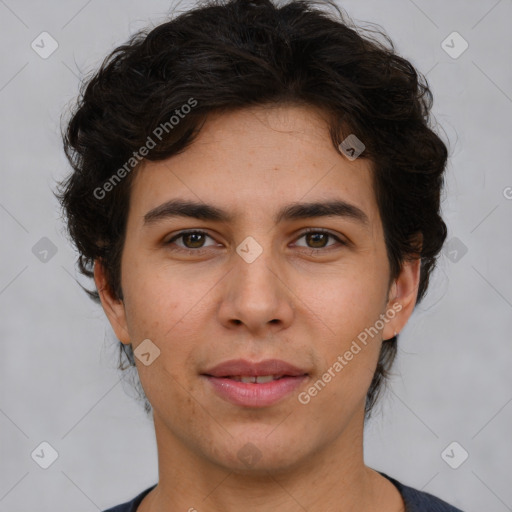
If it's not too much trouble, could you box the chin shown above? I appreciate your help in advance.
[206,429,310,475]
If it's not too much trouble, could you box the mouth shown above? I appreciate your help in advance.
[202,358,308,378]
[201,359,309,407]
[201,374,309,407]
[216,375,292,383]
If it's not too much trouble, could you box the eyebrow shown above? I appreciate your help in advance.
[143,198,369,227]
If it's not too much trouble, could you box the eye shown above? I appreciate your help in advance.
[294,228,346,252]
[165,230,218,253]
[164,228,347,255]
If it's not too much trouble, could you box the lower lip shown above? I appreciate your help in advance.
[202,375,308,407]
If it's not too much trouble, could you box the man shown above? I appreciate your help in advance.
[58,0,463,510]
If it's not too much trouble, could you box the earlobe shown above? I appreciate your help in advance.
[93,260,130,344]
[382,257,421,341]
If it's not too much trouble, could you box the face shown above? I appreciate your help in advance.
[96,104,419,475]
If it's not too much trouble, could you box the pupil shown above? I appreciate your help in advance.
[185,233,204,248]
[183,233,328,249]
[308,233,327,248]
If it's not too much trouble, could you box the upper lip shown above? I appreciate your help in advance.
[202,359,308,378]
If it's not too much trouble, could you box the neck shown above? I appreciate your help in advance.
[138,407,403,512]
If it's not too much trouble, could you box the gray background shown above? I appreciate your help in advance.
[1,0,511,510]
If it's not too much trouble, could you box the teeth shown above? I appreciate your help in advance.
[255,375,278,383]
[229,375,283,383]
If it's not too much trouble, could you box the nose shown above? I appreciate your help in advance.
[217,239,294,335]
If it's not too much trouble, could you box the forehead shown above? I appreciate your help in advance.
[128,104,380,229]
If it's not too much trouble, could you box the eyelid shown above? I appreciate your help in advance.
[165,229,219,249]
[165,228,347,253]
[294,227,347,249]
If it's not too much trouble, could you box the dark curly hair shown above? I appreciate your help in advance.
[57,0,448,418]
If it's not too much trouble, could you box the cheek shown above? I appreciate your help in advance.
[123,287,173,340]
[313,266,387,336]
[120,257,190,339]
[307,269,387,389]
[120,262,207,372]
[306,328,381,426]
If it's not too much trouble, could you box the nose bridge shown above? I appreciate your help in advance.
[234,233,280,301]
[220,232,292,331]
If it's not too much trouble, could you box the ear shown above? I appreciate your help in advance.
[93,260,130,344]
[382,256,421,341]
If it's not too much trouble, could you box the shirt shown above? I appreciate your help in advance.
[102,472,464,511]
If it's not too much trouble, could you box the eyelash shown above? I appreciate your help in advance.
[164,228,346,255]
